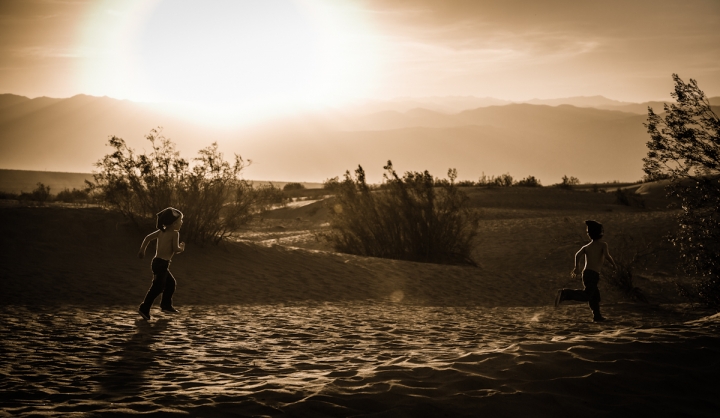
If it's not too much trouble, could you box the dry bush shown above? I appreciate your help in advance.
[602,232,664,303]
[55,188,90,204]
[283,182,305,192]
[644,75,720,309]
[555,175,580,190]
[516,176,541,187]
[323,161,480,265]
[478,172,514,187]
[91,128,275,244]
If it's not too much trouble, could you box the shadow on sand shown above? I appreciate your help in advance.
[94,318,170,399]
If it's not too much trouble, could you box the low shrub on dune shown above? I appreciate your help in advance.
[323,161,480,265]
[90,128,281,244]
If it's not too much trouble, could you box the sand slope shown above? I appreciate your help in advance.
[0,204,683,307]
[2,305,719,417]
[2,204,718,417]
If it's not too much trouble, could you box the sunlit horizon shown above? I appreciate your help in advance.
[1,0,718,126]
[1,0,718,181]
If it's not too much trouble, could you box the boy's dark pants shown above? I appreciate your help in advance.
[140,258,176,311]
[561,270,601,318]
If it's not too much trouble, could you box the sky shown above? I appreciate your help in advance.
[1,0,719,121]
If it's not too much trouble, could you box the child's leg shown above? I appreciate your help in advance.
[588,294,601,318]
[560,288,590,302]
[141,259,170,311]
[558,270,600,311]
[582,271,603,319]
[159,270,177,309]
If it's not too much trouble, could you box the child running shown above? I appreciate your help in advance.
[555,220,617,322]
[138,207,186,320]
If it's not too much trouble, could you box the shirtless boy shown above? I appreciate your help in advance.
[138,207,186,320]
[555,220,617,322]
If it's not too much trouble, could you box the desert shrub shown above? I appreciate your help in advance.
[0,191,19,200]
[283,182,305,192]
[56,188,90,203]
[323,176,340,193]
[455,180,477,187]
[478,172,514,187]
[31,182,51,203]
[323,161,480,265]
[252,183,288,208]
[602,233,656,303]
[516,176,541,187]
[556,175,580,190]
[91,128,269,244]
[643,75,720,308]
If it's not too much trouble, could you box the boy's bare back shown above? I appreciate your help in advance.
[138,221,185,260]
[153,230,182,260]
[577,240,611,273]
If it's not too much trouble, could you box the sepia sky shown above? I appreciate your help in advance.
[1,0,719,119]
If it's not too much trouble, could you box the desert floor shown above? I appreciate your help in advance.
[2,185,720,417]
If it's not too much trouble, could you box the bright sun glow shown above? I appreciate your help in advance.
[80,0,381,125]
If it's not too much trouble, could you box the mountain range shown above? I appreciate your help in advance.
[1,93,718,184]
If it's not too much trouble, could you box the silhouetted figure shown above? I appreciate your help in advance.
[555,220,617,322]
[137,207,186,320]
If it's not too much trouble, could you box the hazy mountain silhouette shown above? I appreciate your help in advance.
[523,95,631,108]
[1,93,718,184]
[344,96,511,114]
[0,94,219,173]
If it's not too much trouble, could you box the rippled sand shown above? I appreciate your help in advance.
[2,304,719,417]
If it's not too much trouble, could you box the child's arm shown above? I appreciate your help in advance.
[604,242,617,269]
[138,230,160,258]
[173,231,185,254]
[571,246,585,278]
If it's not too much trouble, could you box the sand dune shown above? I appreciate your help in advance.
[2,305,718,417]
[1,200,718,416]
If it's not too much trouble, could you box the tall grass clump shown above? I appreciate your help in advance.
[477,172,514,187]
[324,161,480,265]
[91,128,279,244]
[555,175,580,190]
[602,233,656,303]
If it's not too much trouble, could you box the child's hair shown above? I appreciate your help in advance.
[156,207,183,231]
[585,220,604,240]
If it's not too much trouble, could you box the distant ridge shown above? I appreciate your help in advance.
[0,169,323,194]
[523,95,631,108]
[1,92,718,184]
[0,169,92,194]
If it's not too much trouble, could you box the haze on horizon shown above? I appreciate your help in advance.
[1,0,719,184]
[1,0,719,119]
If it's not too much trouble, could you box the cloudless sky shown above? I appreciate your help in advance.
[1,0,719,120]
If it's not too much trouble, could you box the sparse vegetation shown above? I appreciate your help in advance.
[323,176,340,193]
[455,180,477,187]
[323,161,480,265]
[90,128,277,244]
[516,175,542,187]
[602,232,658,303]
[55,188,90,204]
[477,172,514,187]
[31,182,51,204]
[556,175,580,190]
[644,74,720,309]
[283,182,305,192]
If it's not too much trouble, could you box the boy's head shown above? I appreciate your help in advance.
[585,220,604,240]
[156,207,183,231]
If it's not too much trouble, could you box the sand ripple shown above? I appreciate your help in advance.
[2,304,719,417]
